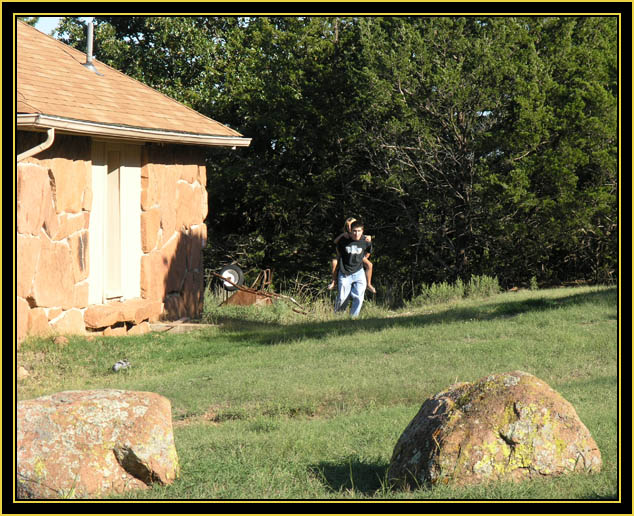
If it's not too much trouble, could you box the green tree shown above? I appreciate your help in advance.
[482,16,618,285]
[353,17,547,285]
[203,17,368,278]
[352,16,617,289]
[18,16,39,26]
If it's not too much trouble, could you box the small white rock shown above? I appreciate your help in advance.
[17,366,30,380]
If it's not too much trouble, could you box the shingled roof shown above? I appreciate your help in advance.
[16,20,251,147]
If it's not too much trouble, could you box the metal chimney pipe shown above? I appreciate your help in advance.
[86,20,94,65]
[82,18,100,74]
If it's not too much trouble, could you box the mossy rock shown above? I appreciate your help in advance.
[388,371,601,489]
[17,390,180,499]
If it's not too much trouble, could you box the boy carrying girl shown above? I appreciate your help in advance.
[328,217,375,293]
[332,219,374,317]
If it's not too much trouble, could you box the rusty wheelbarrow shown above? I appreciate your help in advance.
[212,267,308,315]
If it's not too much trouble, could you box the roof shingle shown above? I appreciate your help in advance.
[17,21,243,138]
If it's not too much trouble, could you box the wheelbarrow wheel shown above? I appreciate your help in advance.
[218,264,244,291]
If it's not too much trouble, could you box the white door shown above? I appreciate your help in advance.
[89,141,142,304]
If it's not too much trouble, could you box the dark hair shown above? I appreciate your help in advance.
[350,220,364,230]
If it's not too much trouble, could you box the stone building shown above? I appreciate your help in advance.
[16,21,251,343]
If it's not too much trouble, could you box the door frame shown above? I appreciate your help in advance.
[88,140,142,304]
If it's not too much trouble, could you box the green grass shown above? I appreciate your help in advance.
[16,285,620,500]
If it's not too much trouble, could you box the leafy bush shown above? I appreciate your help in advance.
[409,280,465,306]
[409,275,500,306]
[465,275,501,299]
[530,276,539,291]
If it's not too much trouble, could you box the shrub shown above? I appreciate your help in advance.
[530,276,539,291]
[465,275,501,299]
[409,280,465,306]
[409,275,500,306]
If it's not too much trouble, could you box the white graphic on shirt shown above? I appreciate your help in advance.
[345,244,364,255]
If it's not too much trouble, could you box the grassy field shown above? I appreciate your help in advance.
[16,285,620,501]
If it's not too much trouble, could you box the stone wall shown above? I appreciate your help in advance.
[16,132,209,344]
[139,143,208,320]
[17,132,93,343]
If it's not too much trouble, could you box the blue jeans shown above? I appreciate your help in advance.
[335,269,367,317]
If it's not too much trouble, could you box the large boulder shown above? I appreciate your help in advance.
[388,371,601,489]
[17,390,179,499]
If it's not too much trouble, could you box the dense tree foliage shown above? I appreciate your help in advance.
[351,16,618,288]
[17,16,39,26]
[54,16,618,295]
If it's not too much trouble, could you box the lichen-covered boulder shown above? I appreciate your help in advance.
[17,390,179,499]
[388,371,601,488]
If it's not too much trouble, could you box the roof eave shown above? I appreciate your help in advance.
[17,114,252,148]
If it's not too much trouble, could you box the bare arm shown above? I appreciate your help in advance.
[333,232,347,244]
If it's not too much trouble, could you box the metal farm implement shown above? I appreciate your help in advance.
[211,266,308,315]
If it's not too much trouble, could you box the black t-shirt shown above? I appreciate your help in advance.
[337,236,373,275]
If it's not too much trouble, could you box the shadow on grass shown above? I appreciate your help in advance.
[308,460,619,501]
[309,459,388,496]
[211,287,617,348]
